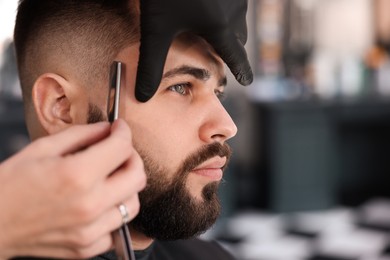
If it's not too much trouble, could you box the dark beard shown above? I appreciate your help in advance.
[86,103,233,240]
[131,142,232,241]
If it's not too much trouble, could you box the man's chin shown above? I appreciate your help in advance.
[131,183,221,241]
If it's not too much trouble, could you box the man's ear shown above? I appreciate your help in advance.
[32,73,75,135]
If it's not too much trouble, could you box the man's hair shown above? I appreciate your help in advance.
[14,0,140,106]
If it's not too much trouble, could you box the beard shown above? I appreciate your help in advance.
[87,102,233,240]
[131,142,232,241]
[87,103,106,123]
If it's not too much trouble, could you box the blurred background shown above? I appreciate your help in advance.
[2,0,390,259]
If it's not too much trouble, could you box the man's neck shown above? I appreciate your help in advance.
[129,227,154,250]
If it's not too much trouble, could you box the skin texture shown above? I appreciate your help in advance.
[30,35,237,253]
[0,121,146,259]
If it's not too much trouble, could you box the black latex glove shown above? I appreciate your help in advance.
[136,0,253,102]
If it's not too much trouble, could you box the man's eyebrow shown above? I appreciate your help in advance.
[162,65,210,81]
[162,65,227,87]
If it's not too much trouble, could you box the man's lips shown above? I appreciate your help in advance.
[191,157,227,181]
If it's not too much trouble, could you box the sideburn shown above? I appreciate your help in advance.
[87,103,106,123]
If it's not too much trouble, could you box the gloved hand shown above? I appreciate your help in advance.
[136,0,253,102]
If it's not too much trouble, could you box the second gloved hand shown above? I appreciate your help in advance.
[136,0,253,102]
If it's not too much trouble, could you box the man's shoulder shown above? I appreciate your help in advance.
[151,238,236,260]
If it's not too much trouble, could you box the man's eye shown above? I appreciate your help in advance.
[168,83,191,95]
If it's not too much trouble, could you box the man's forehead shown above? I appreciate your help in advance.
[164,35,225,78]
[170,33,223,66]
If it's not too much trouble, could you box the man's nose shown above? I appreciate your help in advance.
[198,97,238,144]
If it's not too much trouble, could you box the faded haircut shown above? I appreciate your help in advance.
[14,0,140,107]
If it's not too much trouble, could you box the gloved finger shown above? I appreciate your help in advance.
[205,30,253,86]
[221,0,248,45]
[135,33,174,102]
[228,41,253,86]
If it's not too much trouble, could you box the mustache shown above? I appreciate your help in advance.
[177,142,232,176]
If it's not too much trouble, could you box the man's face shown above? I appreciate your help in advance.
[91,35,237,240]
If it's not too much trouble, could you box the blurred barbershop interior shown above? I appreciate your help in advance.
[1,0,390,259]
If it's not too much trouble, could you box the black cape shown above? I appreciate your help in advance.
[92,238,236,260]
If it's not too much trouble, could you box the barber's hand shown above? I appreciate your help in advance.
[136,0,253,102]
[0,120,146,259]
